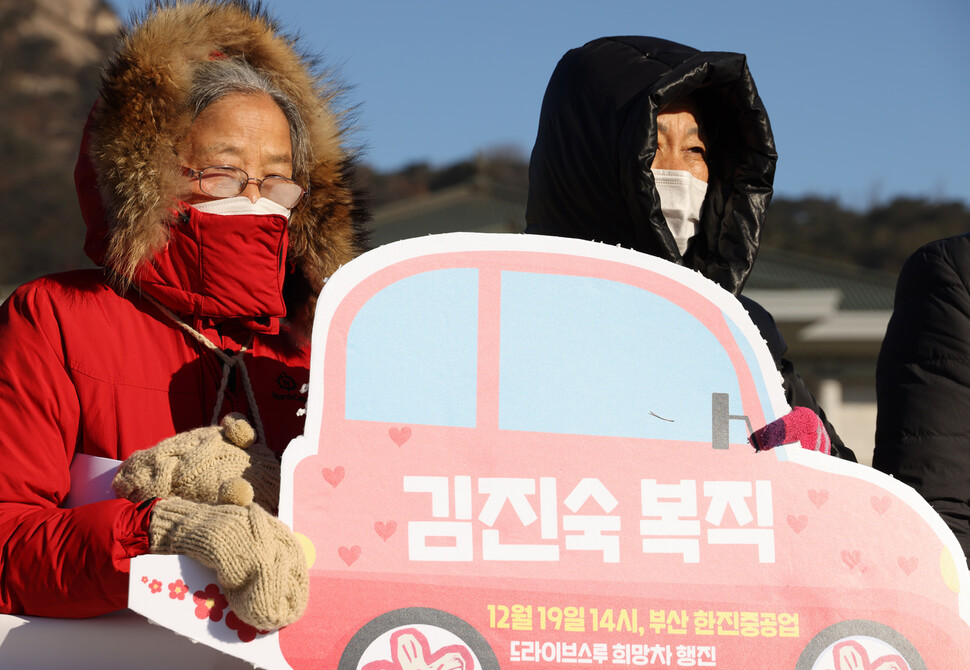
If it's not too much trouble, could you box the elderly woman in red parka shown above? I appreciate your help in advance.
[0,0,368,627]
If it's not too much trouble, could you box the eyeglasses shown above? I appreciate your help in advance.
[182,165,306,208]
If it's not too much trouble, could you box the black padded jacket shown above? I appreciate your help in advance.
[874,233,970,562]
[526,36,854,461]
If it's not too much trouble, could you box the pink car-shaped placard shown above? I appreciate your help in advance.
[272,233,970,670]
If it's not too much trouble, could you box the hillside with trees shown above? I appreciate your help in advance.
[1,0,967,290]
[363,155,970,279]
[0,0,119,287]
[760,196,970,277]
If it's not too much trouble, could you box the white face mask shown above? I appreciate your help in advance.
[191,195,291,220]
[652,169,708,255]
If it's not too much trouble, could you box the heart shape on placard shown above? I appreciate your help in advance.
[322,466,345,488]
[375,520,397,541]
[871,495,891,515]
[841,549,861,570]
[808,489,829,509]
[389,426,412,446]
[898,556,918,575]
[339,545,361,566]
[787,514,808,534]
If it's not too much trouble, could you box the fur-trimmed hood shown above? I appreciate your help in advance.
[526,36,776,296]
[75,0,369,335]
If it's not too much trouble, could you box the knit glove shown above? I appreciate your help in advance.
[750,406,832,455]
[149,497,309,630]
[113,413,280,511]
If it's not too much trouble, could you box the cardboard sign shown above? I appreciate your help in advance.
[127,233,970,669]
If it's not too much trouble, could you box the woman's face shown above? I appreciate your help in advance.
[179,92,293,205]
[653,104,709,183]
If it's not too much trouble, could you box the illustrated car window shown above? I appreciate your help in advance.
[725,316,776,421]
[498,272,746,442]
[345,268,479,427]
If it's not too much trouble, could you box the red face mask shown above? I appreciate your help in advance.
[135,203,289,330]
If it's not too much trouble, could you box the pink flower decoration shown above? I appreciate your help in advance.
[226,611,264,643]
[363,628,472,670]
[168,579,190,601]
[148,579,163,594]
[141,576,149,583]
[193,584,228,622]
[831,639,907,670]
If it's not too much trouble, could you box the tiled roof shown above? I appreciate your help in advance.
[371,179,526,245]
[371,181,898,311]
[745,248,897,311]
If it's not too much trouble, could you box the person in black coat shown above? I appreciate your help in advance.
[525,36,855,461]
[874,233,970,563]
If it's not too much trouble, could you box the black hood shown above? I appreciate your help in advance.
[525,36,776,295]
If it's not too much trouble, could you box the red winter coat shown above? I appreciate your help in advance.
[0,2,368,619]
[0,271,315,617]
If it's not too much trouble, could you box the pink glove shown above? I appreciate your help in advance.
[750,406,831,455]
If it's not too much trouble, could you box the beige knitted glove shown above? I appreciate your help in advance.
[112,413,280,511]
[149,497,309,630]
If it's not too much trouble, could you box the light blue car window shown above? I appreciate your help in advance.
[345,268,479,427]
[499,272,747,442]
[725,313,781,425]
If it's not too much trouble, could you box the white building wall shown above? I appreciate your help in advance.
[838,385,878,466]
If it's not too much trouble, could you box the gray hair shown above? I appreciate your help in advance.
[187,57,311,177]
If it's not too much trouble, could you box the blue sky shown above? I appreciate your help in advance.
[108,1,970,208]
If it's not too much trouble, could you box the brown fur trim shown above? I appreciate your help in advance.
[89,0,369,332]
